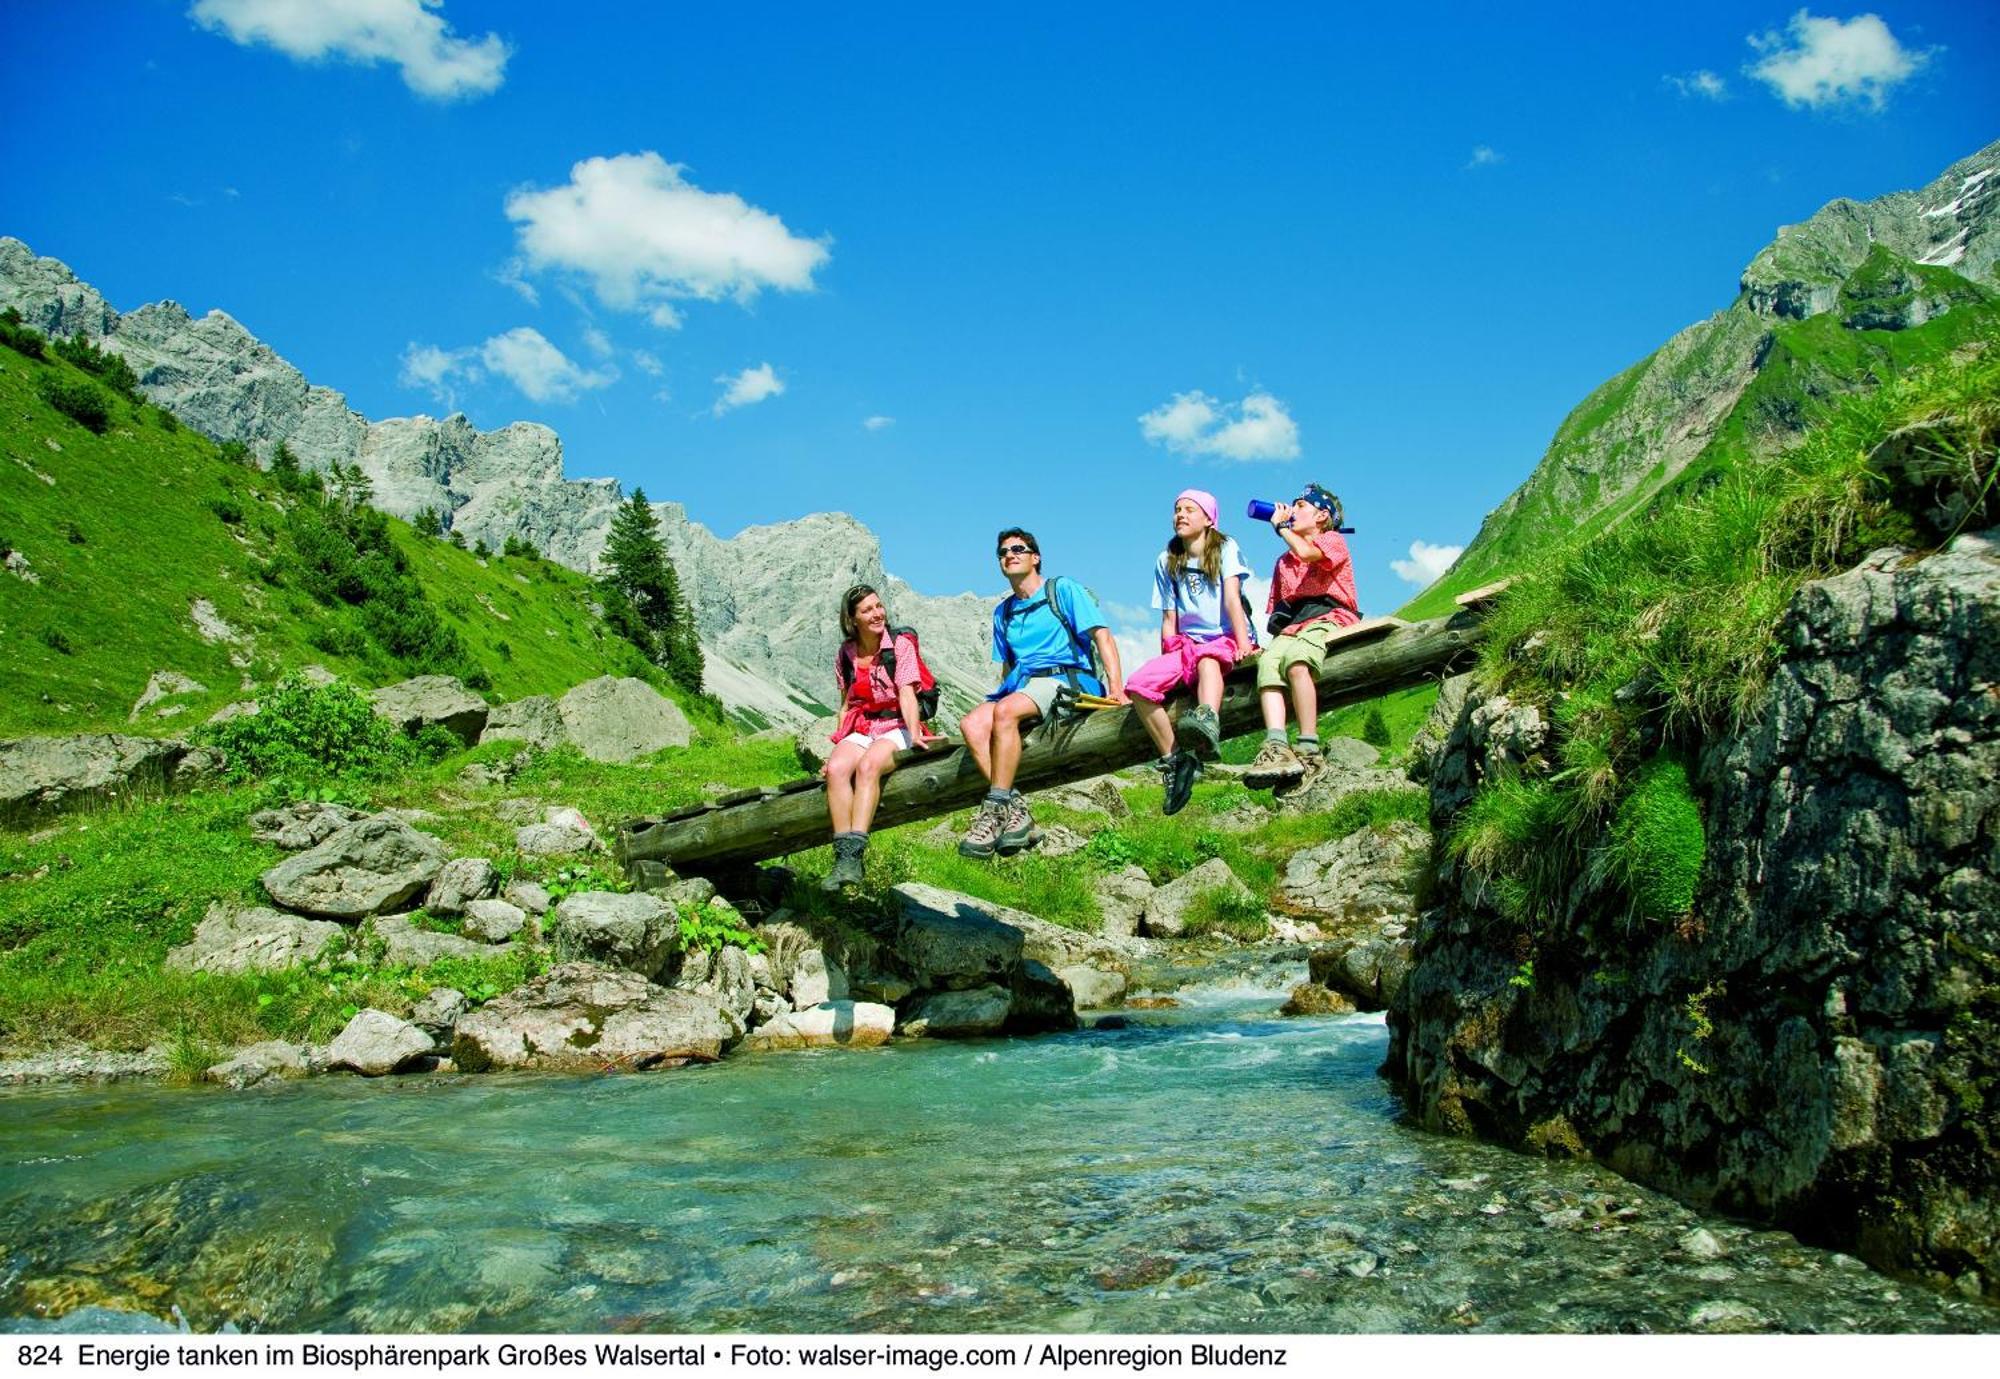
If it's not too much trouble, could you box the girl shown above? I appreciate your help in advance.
[822,584,936,889]
[1125,489,1253,815]
[1244,484,1360,789]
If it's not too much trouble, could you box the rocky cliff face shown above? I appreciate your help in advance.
[1444,142,2000,601]
[0,237,998,726]
[1389,530,2000,1299]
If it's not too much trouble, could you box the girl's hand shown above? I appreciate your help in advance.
[818,761,831,779]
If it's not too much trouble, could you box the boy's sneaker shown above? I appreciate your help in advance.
[958,802,1007,859]
[1161,751,1202,816]
[1179,704,1222,759]
[997,796,1041,854]
[1243,738,1305,789]
[1272,744,1324,799]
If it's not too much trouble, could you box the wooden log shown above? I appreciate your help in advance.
[616,608,1487,876]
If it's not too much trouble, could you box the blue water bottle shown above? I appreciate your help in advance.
[1246,498,1279,523]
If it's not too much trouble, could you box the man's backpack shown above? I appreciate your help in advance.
[837,627,941,724]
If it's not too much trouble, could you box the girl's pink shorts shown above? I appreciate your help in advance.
[1125,635,1239,703]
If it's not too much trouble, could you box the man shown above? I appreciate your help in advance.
[957,527,1125,858]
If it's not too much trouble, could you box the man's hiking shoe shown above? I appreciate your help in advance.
[997,797,1041,854]
[822,835,867,891]
[1161,751,1202,816]
[958,802,1007,859]
[1243,738,1305,789]
[1179,704,1222,759]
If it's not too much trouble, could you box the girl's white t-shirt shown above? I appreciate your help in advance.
[1150,537,1250,641]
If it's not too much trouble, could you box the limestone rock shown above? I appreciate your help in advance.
[891,882,1142,980]
[743,1000,896,1051]
[247,800,368,851]
[1279,821,1427,920]
[795,718,838,772]
[1098,865,1154,940]
[367,913,510,967]
[452,962,738,1072]
[502,878,553,914]
[1057,965,1128,1011]
[369,675,489,744]
[516,805,601,857]
[481,695,564,751]
[787,947,849,1008]
[165,903,346,974]
[462,898,528,943]
[328,1009,434,1076]
[260,817,447,919]
[203,1041,310,1090]
[550,891,678,980]
[1282,982,1357,1016]
[0,733,221,825]
[1031,774,1131,820]
[674,944,757,1029]
[426,857,499,915]
[411,987,469,1051]
[1307,925,1414,1011]
[902,985,1012,1038]
[129,671,205,722]
[1141,857,1253,938]
[556,676,692,763]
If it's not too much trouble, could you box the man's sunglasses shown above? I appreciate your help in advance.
[997,544,1034,556]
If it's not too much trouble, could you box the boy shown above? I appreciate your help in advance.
[1243,485,1360,788]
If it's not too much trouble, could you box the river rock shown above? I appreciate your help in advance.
[426,857,499,915]
[452,962,738,1072]
[462,898,528,943]
[1058,964,1128,1010]
[1009,959,1081,1034]
[0,733,222,825]
[481,694,564,751]
[204,1040,310,1090]
[367,913,510,967]
[901,985,1012,1038]
[0,1046,170,1086]
[787,947,849,1008]
[260,817,446,920]
[328,1009,434,1076]
[550,891,677,980]
[674,944,757,1029]
[411,987,469,1051]
[1141,858,1253,938]
[891,882,1143,983]
[1282,982,1357,1016]
[1280,821,1427,920]
[556,676,692,763]
[1308,925,1413,1011]
[369,675,489,744]
[247,800,368,850]
[165,903,346,974]
[743,1000,896,1051]
[1098,865,1154,940]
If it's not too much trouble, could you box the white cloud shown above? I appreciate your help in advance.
[189,0,509,101]
[862,415,895,431]
[632,349,665,377]
[713,362,784,417]
[491,259,539,306]
[1390,540,1464,587]
[400,328,614,406]
[505,152,831,327]
[581,325,613,359]
[1139,389,1301,462]
[1666,69,1729,100]
[1465,145,1504,170]
[1746,10,1933,111]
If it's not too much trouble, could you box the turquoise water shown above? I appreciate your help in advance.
[2,953,1993,1333]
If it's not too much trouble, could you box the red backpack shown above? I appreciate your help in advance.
[836,626,941,725]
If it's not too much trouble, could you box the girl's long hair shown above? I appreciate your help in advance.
[1164,527,1229,589]
[839,583,884,645]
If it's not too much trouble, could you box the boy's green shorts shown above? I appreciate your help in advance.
[1255,619,1344,690]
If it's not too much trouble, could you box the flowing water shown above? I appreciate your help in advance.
[2,950,1993,1334]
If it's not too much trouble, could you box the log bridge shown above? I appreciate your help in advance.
[616,589,1505,881]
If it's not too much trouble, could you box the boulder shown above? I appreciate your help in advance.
[1141,858,1253,938]
[1279,821,1427,920]
[462,898,529,943]
[1058,964,1128,1011]
[426,857,499,915]
[203,1041,311,1090]
[1037,824,1089,858]
[452,962,738,1072]
[516,806,601,857]
[1098,865,1154,940]
[1009,959,1080,1034]
[327,1009,434,1076]
[1282,982,1358,1016]
[129,671,205,722]
[1031,774,1131,819]
[503,878,553,914]
[0,733,222,825]
[675,944,757,1029]
[787,947,849,1008]
[1272,756,1401,816]
[556,676,692,763]
[901,985,1012,1038]
[890,882,1143,983]
[248,800,368,851]
[165,903,346,974]
[550,891,678,980]
[743,1000,896,1051]
[411,987,468,1051]
[261,817,447,919]
[480,694,564,751]
[369,675,489,744]
[795,718,838,772]
[1308,926,1413,1011]
[367,913,511,967]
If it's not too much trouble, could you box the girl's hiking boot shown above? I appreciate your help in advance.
[822,835,867,891]
[1179,704,1222,759]
[1243,738,1305,789]
[958,802,1007,858]
[1161,750,1202,816]
[997,797,1041,853]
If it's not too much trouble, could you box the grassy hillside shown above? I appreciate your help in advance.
[0,331,685,737]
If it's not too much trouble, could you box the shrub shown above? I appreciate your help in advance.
[35,373,111,433]
[217,440,254,469]
[155,406,179,432]
[1361,704,1392,748]
[200,674,416,785]
[0,307,47,359]
[207,494,245,525]
[1599,756,1705,926]
[51,334,141,399]
[40,626,75,655]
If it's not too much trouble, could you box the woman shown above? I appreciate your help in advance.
[822,584,936,889]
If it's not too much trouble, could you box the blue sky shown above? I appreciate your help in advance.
[3,2,1996,645]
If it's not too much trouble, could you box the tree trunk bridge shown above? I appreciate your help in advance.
[616,596,1501,880]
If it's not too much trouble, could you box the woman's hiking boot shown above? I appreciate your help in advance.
[1179,704,1222,759]
[1161,751,1202,816]
[1243,737,1305,789]
[958,801,1007,859]
[822,834,867,891]
[997,796,1041,854]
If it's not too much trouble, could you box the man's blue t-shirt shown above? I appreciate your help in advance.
[989,576,1106,699]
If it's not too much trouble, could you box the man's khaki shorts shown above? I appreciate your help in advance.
[1255,619,1344,691]
[1002,675,1070,718]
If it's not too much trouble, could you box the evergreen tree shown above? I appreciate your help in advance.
[414,507,443,538]
[600,489,704,693]
[1361,704,1392,748]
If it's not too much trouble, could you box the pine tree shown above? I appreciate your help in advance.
[1361,704,1392,748]
[413,507,443,538]
[600,489,704,693]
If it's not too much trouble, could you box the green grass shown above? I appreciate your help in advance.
[0,346,670,736]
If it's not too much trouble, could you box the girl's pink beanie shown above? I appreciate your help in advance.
[1177,488,1219,528]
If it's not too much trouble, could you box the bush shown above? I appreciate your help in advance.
[0,307,47,359]
[36,373,111,433]
[218,440,254,469]
[200,674,417,785]
[207,495,244,525]
[51,334,141,399]
[155,406,179,432]
[40,626,75,655]
[1361,705,1392,748]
